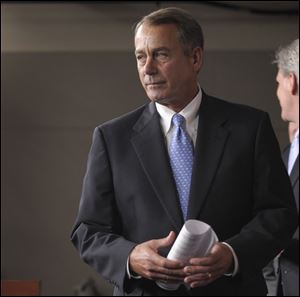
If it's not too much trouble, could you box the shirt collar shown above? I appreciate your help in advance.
[293,129,299,141]
[155,87,202,135]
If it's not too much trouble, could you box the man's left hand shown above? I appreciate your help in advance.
[183,242,233,288]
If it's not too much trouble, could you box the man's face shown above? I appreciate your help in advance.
[134,23,201,107]
[276,70,298,123]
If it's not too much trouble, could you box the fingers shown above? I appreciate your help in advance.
[156,266,187,277]
[184,267,226,288]
[183,243,234,288]
[134,255,186,281]
[188,243,232,268]
[144,254,186,280]
[183,262,223,286]
[149,231,185,269]
[184,255,223,275]
[155,255,185,269]
[150,231,176,250]
[188,256,216,266]
[129,231,186,281]
[184,263,220,275]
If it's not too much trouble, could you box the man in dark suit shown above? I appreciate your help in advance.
[264,39,299,296]
[281,127,299,296]
[71,8,298,296]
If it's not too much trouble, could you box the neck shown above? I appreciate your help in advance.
[160,86,199,113]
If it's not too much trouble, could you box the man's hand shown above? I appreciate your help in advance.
[183,242,233,288]
[129,231,186,282]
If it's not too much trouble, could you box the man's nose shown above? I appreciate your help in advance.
[144,57,158,76]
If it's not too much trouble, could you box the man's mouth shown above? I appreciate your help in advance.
[146,81,166,86]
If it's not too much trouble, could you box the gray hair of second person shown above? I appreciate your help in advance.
[134,7,204,55]
[274,38,299,89]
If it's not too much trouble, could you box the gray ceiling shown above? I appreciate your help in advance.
[2,1,298,25]
[216,1,299,11]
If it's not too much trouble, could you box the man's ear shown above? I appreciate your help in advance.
[192,47,203,73]
[288,72,298,95]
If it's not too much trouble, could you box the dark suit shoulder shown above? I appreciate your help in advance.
[201,94,269,134]
[207,94,266,118]
[96,103,148,133]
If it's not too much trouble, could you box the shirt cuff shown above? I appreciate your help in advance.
[126,256,142,280]
[220,242,239,277]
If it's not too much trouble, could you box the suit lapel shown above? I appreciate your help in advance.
[282,145,290,170]
[131,103,184,231]
[283,146,299,186]
[290,157,299,187]
[188,94,230,219]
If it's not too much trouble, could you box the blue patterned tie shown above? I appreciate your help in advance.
[169,114,194,220]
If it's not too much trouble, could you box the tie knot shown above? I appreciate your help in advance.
[172,114,185,127]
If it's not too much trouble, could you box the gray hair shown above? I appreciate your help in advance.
[274,38,299,87]
[134,7,204,55]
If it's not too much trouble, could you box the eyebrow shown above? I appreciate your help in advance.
[135,47,170,55]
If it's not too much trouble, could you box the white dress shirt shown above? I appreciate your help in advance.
[288,129,299,175]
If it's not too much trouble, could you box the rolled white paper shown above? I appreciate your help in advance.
[156,219,218,291]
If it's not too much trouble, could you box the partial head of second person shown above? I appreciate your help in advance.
[274,38,299,127]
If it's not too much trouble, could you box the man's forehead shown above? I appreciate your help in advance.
[134,24,179,50]
[135,23,178,39]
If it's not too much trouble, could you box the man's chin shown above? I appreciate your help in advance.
[147,94,170,105]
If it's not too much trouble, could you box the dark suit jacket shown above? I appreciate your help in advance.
[280,146,299,296]
[71,93,298,296]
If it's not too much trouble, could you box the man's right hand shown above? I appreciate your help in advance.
[129,231,186,282]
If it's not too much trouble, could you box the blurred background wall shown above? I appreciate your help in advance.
[1,1,299,295]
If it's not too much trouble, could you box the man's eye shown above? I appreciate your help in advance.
[136,55,145,61]
[155,52,169,60]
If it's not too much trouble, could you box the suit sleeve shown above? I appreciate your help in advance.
[70,127,137,292]
[226,112,298,278]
